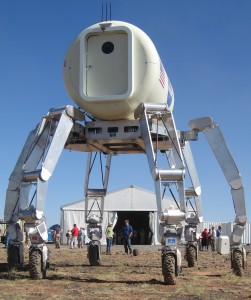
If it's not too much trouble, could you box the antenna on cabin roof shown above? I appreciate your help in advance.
[101,2,112,22]
[101,3,103,22]
[106,2,108,21]
[110,2,112,20]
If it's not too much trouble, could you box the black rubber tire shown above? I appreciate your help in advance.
[29,250,44,279]
[89,244,101,266]
[162,253,176,285]
[232,250,243,277]
[133,249,139,256]
[187,246,196,268]
[8,246,19,271]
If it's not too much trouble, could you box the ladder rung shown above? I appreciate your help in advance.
[185,188,196,197]
[22,170,41,182]
[159,169,185,181]
[86,189,106,197]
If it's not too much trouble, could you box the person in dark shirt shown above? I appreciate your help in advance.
[121,219,133,255]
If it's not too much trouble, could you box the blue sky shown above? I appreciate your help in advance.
[0,0,250,227]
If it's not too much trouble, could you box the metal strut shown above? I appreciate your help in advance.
[189,116,246,246]
[137,103,186,216]
[188,116,247,274]
[83,152,112,266]
[137,103,202,226]
[84,152,112,229]
[136,103,202,278]
[5,106,84,224]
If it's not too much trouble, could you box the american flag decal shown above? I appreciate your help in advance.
[159,60,166,89]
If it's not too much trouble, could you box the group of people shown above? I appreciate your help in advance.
[51,218,134,255]
[66,224,87,249]
[52,222,224,254]
[52,224,87,249]
[51,219,134,255]
[3,220,226,257]
[105,219,133,255]
[199,225,222,251]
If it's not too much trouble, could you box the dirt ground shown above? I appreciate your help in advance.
[0,244,250,300]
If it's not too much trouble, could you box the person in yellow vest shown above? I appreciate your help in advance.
[105,222,114,255]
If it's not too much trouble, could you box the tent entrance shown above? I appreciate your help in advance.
[113,211,152,245]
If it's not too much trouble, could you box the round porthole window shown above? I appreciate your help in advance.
[102,42,114,54]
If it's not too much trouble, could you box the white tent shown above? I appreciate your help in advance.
[60,185,177,245]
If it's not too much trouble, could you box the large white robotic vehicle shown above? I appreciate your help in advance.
[4,19,246,284]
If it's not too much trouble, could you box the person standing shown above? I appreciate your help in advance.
[201,228,209,251]
[66,230,71,245]
[77,227,87,248]
[121,219,133,255]
[216,225,222,237]
[52,229,56,243]
[77,228,83,248]
[207,229,212,251]
[211,226,216,251]
[82,227,87,245]
[55,225,63,249]
[70,224,79,249]
[105,222,114,255]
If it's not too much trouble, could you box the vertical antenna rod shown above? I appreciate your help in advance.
[110,2,112,21]
[101,2,111,22]
[106,2,107,21]
[101,3,104,22]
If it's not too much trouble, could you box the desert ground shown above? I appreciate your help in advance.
[0,243,250,300]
